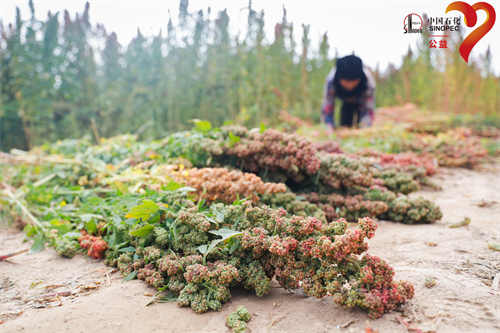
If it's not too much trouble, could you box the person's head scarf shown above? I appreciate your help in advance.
[331,55,367,100]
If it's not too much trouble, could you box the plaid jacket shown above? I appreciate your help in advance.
[321,66,376,128]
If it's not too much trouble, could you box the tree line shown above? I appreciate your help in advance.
[1,0,498,150]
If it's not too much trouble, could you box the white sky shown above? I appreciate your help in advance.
[1,0,499,74]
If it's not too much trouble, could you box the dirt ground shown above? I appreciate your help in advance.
[1,167,499,333]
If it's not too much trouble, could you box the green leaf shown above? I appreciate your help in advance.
[101,221,111,231]
[209,205,226,224]
[178,186,197,193]
[204,240,221,258]
[223,120,234,126]
[107,233,117,247]
[23,224,37,237]
[233,195,251,206]
[260,122,266,134]
[158,293,179,302]
[147,289,178,305]
[190,119,212,133]
[204,215,217,224]
[163,180,183,191]
[56,171,67,179]
[209,228,242,239]
[150,215,161,224]
[122,270,137,283]
[130,224,154,238]
[198,228,243,259]
[146,287,167,306]
[87,197,104,205]
[119,246,136,253]
[232,216,243,228]
[197,198,206,211]
[125,200,160,221]
[62,231,82,239]
[113,181,129,194]
[172,223,179,243]
[113,215,123,224]
[29,281,42,289]
[30,235,47,255]
[228,131,241,146]
[229,239,240,254]
[216,212,225,223]
[197,244,209,255]
[112,241,128,250]
[125,218,137,226]
[79,214,94,223]
[85,220,97,234]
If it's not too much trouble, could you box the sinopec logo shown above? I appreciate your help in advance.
[404,13,423,33]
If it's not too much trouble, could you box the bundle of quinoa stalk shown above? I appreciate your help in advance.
[356,148,437,176]
[298,192,389,223]
[157,165,287,204]
[371,169,420,195]
[355,149,441,191]
[401,127,488,168]
[165,125,320,183]
[313,153,420,196]
[364,189,443,224]
[163,125,442,224]
[107,196,414,319]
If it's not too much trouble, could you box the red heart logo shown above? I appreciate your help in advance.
[446,1,496,63]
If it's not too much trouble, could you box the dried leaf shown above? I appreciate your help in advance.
[488,242,500,251]
[449,217,471,228]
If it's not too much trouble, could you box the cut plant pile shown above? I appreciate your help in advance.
[157,165,287,204]
[374,103,500,137]
[296,104,498,169]
[0,123,460,320]
[159,124,442,224]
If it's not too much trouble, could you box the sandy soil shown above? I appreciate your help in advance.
[1,167,499,333]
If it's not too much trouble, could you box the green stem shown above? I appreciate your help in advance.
[32,173,56,187]
[56,188,116,194]
[170,249,184,272]
[314,169,321,185]
[2,185,47,234]
[200,283,217,293]
[263,167,269,179]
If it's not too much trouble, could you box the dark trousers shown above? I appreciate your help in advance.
[340,103,361,127]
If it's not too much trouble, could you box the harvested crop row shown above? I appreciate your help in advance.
[106,198,415,319]
[3,173,415,319]
[3,123,441,224]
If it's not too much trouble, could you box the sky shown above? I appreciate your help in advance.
[1,0,499,74]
